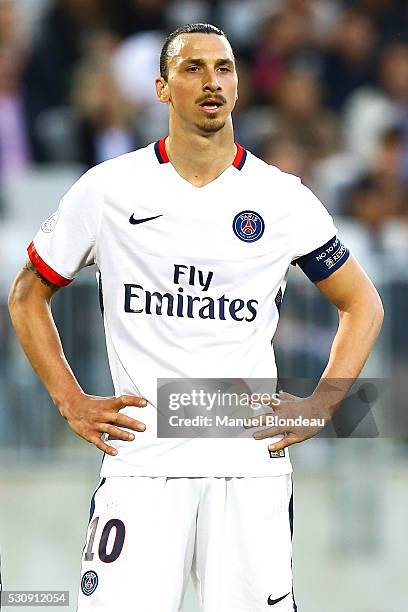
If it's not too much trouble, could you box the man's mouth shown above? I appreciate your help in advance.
[199,99,224,111]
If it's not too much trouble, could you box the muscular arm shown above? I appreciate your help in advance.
[8,263,147,455]
[9,262,81,406]
[250,255,384,449]
[312,254,384,411]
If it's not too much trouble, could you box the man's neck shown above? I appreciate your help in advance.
[165,122,236,188]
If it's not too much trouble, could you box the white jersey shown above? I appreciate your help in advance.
[28,139,341,477]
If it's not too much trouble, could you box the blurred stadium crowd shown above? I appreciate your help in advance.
[1,0,408,235]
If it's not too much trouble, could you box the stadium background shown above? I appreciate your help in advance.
[0,0,407,610]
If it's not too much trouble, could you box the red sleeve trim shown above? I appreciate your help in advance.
[27,242,72,287]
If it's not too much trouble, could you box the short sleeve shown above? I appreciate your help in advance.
[290,178,337,262]
[27,167,103,286]
[289,178,350,282]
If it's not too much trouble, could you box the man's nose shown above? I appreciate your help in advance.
[203,70,222,91]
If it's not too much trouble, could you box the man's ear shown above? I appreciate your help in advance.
[156,77,170,103]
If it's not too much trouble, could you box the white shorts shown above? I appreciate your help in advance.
[76,475,297,612]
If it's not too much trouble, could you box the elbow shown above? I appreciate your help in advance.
[339,286,384,336]
[360,288,384,338]
[373,291,384,334]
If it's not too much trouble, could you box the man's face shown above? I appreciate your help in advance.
[158,33,238,134]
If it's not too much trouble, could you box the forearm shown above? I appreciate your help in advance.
[8,272,83,411]
[9,266,146,456]
[313,299,384,414]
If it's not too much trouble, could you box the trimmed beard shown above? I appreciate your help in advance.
[195,117,226,133]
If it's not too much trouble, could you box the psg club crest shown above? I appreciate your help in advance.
[233,210,265,243]
[81,570,98,596]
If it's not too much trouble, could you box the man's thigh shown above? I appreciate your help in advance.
[193,474,296,612]
[77,476,199,612]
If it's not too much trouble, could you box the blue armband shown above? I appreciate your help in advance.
[292,236,350,282]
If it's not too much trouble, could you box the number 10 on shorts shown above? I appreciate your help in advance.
[84,517,126,563]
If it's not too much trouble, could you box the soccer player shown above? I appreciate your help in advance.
[8,23,383,612]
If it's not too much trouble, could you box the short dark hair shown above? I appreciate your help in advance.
[160,23,228,81]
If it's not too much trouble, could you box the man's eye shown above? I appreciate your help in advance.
[187,66,200,72]
[218,66,231,72]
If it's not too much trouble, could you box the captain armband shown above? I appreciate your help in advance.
[292,236,350,282]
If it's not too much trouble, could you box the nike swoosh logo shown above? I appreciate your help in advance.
[268,592,290,606]
[129,214,163,225]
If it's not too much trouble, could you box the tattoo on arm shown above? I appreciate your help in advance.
[24,260,60,292]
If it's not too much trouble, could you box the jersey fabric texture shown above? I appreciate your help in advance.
[77,474,296,612]
[28,139,343,477]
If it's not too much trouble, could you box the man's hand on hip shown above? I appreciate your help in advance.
[58,394,147,456]
[246,391,333,452]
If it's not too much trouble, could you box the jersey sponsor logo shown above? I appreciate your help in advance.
[81,570,98,596]
[129,213,163,225]
[233,210,265,243]
[41,211,59,233]
[124,264,258,322]
[268,592,290,606]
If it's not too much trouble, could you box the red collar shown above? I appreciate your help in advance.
[154,137,247,171]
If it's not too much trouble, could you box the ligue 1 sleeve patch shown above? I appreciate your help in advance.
[81,570,98,596]
[41,211,59,233]
[293,236,350,282]
[233,210,265,242]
